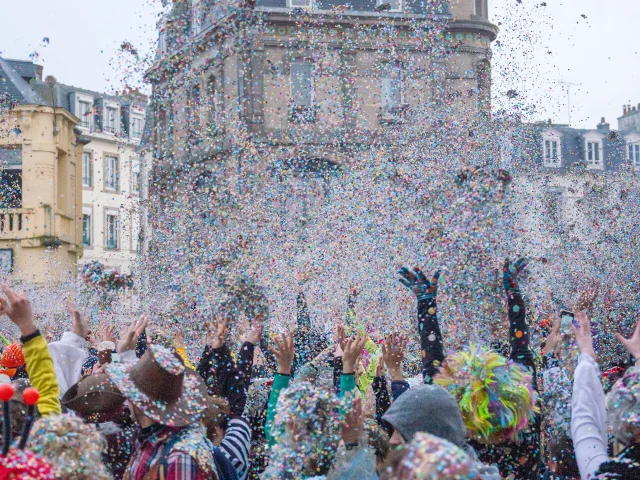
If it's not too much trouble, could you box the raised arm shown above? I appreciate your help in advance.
[503,258,534,370]
[398,267,443,383]
[265,332,294,445]
[237,321,263,386]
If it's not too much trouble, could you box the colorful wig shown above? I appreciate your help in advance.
[434,344,539,444]
[606,367,640,445]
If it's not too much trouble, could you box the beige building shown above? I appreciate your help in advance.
[0,58,85,283]
[55,85,147,274]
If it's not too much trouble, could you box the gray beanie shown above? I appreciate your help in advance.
[382,384,466,447]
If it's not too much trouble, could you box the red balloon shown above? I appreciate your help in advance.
[0,383,15,401]
[22,387,39,406]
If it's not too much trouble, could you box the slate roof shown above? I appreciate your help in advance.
[0,56,48,106]
[4,59,39,84]
[255,0,451,14]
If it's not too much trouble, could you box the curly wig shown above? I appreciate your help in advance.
[434,344,539,444]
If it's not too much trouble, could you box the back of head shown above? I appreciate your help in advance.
[607,367,640,445]
[27,414,111,480]
[381,432,479,480]
[434,344,539,444]
[382,384,466,447]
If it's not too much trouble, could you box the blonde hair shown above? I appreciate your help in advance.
[27,414,111,480]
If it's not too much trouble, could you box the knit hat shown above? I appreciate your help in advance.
[434,344,539,444]
[382,384,467,447]
[1,343,24,369]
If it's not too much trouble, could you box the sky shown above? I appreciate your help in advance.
[0,0,638,130]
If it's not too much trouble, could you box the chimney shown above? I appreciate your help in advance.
[624,105,628,115]
[597,117,610,134]
[35,64,43,81]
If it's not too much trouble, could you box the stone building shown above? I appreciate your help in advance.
[0,57,86,283]
[53,84,147,274]
[147,0,497,191]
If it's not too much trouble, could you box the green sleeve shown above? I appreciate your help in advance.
[339,373,356,398]
[265,373,291,445]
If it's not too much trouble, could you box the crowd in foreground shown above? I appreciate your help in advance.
[0,259,636,479]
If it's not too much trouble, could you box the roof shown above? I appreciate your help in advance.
[3,59,39,83]
[0,56,48,106]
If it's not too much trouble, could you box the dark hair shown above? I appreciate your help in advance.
[365,420,390,462]
[548,435,580,478]
[203,395,231,443]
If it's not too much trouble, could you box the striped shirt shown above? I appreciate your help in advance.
[220,417,251,480]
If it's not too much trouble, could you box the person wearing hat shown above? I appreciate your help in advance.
[106,343,219,480]
[62,373,136,480]
[1,343,26,379]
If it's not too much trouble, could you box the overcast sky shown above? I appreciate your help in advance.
[1,0,638,130]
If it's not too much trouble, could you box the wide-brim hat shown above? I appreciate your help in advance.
[62,374,125,415]
[106,344,208,427]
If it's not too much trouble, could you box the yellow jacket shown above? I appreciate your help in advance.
[23,335,61,416]
[176,347,196,371]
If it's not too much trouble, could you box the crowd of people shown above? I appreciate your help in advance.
[0,258,637,479]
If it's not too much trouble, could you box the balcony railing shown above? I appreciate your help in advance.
[0,211,27,237]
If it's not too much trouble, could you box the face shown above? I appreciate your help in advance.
[389,429,405,446]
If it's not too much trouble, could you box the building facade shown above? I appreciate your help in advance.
[56,84,147,274]
[0,58,85,283]
[148,0,497,191]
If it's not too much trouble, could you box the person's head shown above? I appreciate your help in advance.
[106,343,207,428]
[382,384,467,448]
[203,395,231,446]
[364,419,390,473]
[270,381,344,476]
[607,367,640,446]
[380,432,479,480]
[434,344,539,445]
[547,435,580,478]
[27,414,111,480]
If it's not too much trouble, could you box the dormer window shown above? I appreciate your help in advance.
[78,101,92,129]
[543,138,560,167]
[586,140,602,168]
[542,131,562,167]
[105,107,119,134]
[131,116,144,138]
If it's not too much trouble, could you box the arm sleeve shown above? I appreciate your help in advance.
[164,451,200,480]
[507,290,534,370]
[265,373,291,445]
[135,330,147,359]
[175,347,196,370]
[339,373,357,398]
[220,417,251,480]
[196,345,220,396]
[372,376,393,434]
[391,380,410,401]
[296,291,311,330]
[211,345,248,417]
[237,341,255,386]
[346,290,357,328]
[418,298,444,383]
[333,356,343,395]
[23,335,61,416]
[571,354,609,480]
[47,332,88,398]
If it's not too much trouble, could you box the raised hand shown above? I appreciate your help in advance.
[541,318,561,356]
[96,324,116,345]
[503,258,527,293]
[205,318,229,349]
[398,267,440,301]
[342,332,368,374]
[243,321,264,346]
[615,318,640,360]
[117,316,149,354]
[0,285,37,336]
[571,311,596,360]
[66,300,89,339]
[268,332,294,375]
[342,395,364,446]
[382,333,407,381]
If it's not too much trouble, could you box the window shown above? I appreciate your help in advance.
[105,107,118,133]
[474,0,487,17]
[131,117,143,138]
[82,214,92,246]
[378,0,402,12]
[105,213,119,249]
[206,76,216,133]
[79,101,92,128]
[0,147,22,209]
[104,156,119,191]
[382,64,403,109]
[628,143,640,167]
[288,0,312,7]
[189,83,201,140]
[82,152,92,187]
[291,61,314,107]
[132,163,141,194]
[192,0,202,35]
[586,140,602,167]
[543,139,560,167]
